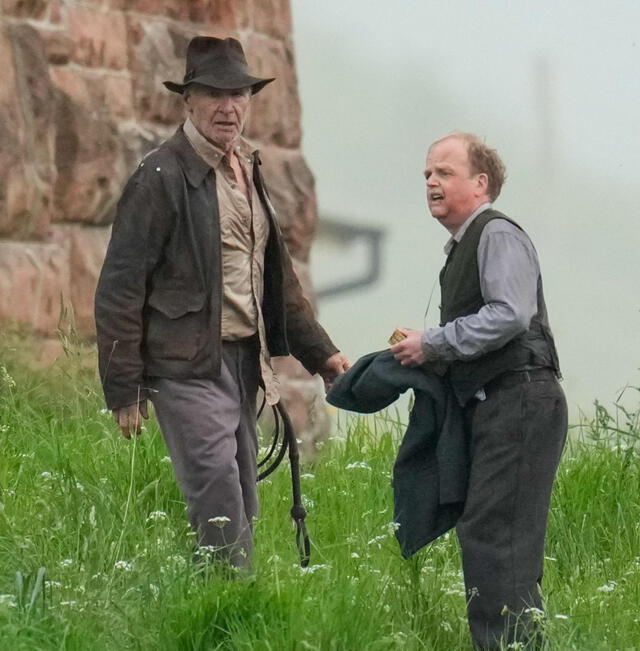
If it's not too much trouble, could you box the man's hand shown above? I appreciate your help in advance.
[319,352,351,390]
[113,400,149,439]
[390,327,427,366]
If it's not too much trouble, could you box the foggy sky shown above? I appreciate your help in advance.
[291,1,640,418]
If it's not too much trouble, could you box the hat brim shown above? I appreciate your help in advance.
[163,74,275,96]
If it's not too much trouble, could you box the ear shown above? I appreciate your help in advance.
[475,172,489,196]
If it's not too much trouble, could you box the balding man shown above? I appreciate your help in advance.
[391,133,567,649]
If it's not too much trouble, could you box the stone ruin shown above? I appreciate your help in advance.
[0,0,329,452]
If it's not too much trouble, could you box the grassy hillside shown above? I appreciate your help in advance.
[0,346,638,650]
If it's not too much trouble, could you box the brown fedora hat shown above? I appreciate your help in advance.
[164,36,275,95]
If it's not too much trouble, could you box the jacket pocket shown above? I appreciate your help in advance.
[145,289,206,360]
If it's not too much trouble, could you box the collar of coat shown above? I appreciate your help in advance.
[165,125,261,188]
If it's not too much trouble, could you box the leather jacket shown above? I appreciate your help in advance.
[95,127,337,409]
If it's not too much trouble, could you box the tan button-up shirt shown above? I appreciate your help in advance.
[183,118,279,404]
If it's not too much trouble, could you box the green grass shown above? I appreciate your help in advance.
[0,346,639,650]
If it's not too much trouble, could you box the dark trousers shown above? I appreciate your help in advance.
[148,337,261,568]
[456,374,567,649]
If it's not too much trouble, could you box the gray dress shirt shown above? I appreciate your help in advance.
[422,203,540,363]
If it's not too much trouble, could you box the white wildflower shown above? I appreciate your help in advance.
[554,614,569,620]
[367,534,388,548]
[147,510,168,522]
[45,581,62,589]
[0,366,16,388]
[41,471,52,480]
[298,563,329,574]
[383,521,401,534]
[597,581,617,593]
[444,588,467,597]
[59,558,74,568]
[167,555,186,567]
[149,583,160,599]
[301,473,315,479]
[208,516,231,527]
[0,594,16,607]
[197,545,217,555]
[114,560,133,571]
[160,456,172,464]
[350,552,360,559]
[345,461,371,470]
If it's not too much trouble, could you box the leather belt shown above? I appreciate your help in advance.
[484,367,556,394]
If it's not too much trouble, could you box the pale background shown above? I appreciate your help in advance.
[291,0,640,420]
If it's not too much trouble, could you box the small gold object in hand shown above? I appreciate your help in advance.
[388,328,408,346]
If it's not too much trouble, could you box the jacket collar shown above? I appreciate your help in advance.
[167,125,260,187]
[165,126,213,187]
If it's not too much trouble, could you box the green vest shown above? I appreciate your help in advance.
[439,209,560,405]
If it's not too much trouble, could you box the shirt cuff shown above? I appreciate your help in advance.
[421,327,456,362]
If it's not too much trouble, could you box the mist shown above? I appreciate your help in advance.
[291,1,640,419]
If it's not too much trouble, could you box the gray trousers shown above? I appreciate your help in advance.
[457,375,567,649]
[148,337,260,568]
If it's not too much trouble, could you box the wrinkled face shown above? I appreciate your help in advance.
[184,85,251,151]
[424,137,489,233]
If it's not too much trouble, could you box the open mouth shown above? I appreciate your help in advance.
[429,192,444,201]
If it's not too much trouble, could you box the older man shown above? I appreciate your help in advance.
[391,133,567,648]
[95,36,348,568]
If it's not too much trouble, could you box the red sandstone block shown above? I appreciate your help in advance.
[40,29,75,65]
[126,16,190,124]
[244,35,301,149]
[253,0,292,40]
[68,6,129,69]
[125,0,236,25]
[258,145,316,262]
[104,75,135,120]
[0,238,71,335]
[48,0,64,24]
[2,0,48,19]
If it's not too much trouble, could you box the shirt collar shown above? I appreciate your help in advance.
[443,202,493,255]
[183,117,256,171]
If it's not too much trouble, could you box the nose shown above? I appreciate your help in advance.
[218,95,235,112]
[426,175,438,187]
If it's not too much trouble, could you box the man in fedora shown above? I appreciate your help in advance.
[95,36,349,568]
[391,133,567,648]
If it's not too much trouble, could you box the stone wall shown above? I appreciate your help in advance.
[0,0,329,447]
